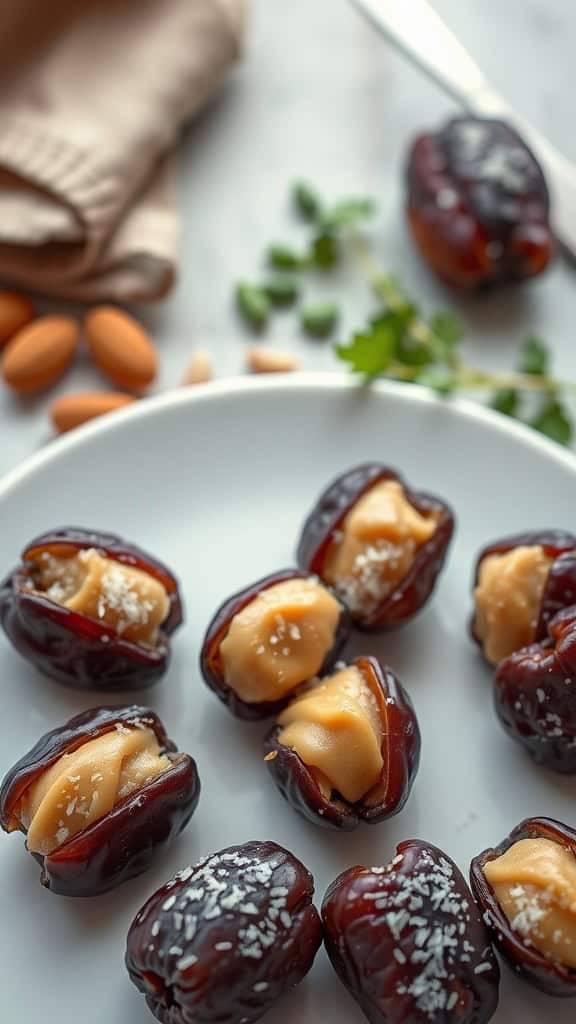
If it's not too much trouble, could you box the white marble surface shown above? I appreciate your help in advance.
[1,0,576,477]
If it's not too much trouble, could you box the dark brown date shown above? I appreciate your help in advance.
[0,527,183,690]
[470,817,576,996]
[494,606,576,773]
[125,840,322,1024]
[407,116,553,289]
[263,656,420,831]
[199,568,349,720]
[323,840,499,1023]
[296,464,454,631]
[0,705,200,897]
[472,530,576,655]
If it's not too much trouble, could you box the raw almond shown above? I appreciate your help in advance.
[85,306,158,392]
[246,345,300,373]
[0,291,35,349]
[50,391,135,434]
[1,316,79,394]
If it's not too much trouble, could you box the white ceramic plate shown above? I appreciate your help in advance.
[1,375,575,1024]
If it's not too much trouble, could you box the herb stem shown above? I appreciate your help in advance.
[350,235,574,397]
[386,362,566,394]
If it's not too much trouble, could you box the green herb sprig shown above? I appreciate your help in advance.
[233,181,574,446]
[339,236,574,445]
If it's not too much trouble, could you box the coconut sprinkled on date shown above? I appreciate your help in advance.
[543,712,564,738]
[506,691,576,747]
[35,547,164,640]
[359,849,492,1018]
[450,120,534,195]
[254,612,305,671]
[474,962,494,974]
[504,883,568,944]
[146,849,295,963]
[98,562,155,634]
[39,552,83,602]
[332,542,411,615]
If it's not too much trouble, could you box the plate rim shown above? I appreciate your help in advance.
[2,373,576,504]
[2,375,576,1024]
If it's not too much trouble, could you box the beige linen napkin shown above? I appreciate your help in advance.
[0,0,247,302]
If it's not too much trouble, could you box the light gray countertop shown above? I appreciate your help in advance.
[1,0,576,477]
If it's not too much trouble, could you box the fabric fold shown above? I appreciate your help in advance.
[0,0,248,302]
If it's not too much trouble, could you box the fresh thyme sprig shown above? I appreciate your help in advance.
[233,181,574,446]
[339,235,573,445]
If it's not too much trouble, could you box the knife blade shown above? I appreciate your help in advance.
[351,0,576,259]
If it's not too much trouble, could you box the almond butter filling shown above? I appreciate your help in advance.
[474,545,552,665]
[219,578,341,704]
[277,665,384,802]
[323,480,436,616]
[18,726,171,856]
[33,548,170,645]
[484,838,576,968]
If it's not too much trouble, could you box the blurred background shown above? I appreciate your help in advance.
[1,0,575,473]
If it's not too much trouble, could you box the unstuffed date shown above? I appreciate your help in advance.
[0,704,200,897]
[263,655,420,830]
[494,606,576,773]
[0,527,183,690]
[470,817,576,996]
[296,464,454,631]
[125,840,322,1024]
[323,840,499,1023]
[407,116,553,289]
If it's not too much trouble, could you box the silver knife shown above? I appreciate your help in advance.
[351,0,576,257]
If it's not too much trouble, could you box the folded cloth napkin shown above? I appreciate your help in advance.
[0,0,247,302]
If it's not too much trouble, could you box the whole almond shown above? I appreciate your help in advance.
[50,391,135,434]
[1,316,79,394]
[85,306,158,392]
[0,291,35,349]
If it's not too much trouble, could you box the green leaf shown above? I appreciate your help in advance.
[301,302,340,338]
[397,336,435,367]
[292,181,322,221]
[310,232,340,269]
[267,244,305,270]
[531,396,573,446]
[320,198,377,232]
[429,312,464,362]
[371,306,415,332]
[518,335,549,376]
[235,283,270,330]
[417,368,457,395]
[490,388,520,417]
[336,321,397,377]
[384,307,434,368]
[263,277,299,306]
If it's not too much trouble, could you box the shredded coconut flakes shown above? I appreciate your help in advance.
[358,849,491,1019]
[148,848,292,966]
[332,540,414,615]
